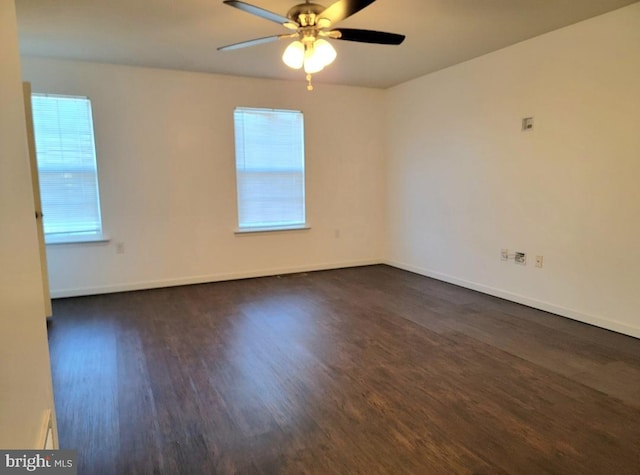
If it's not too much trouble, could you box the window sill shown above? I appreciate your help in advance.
[45,233,110,245]
[235,224,310,235]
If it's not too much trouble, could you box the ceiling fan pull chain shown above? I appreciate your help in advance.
[306,73,314,91]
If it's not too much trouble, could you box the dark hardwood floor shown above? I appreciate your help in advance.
[48,265,640,474]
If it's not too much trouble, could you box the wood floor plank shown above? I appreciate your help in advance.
[48,265,640,474]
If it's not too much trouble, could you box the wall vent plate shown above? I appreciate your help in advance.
[522,117,534,131]
[515,252,526,265]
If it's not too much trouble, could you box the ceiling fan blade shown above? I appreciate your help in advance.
[217,35,286,51]
[332,28,405,45]
[223,0,292,25]
[318,0,377,25]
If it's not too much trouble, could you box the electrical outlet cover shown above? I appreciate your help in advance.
[522,117,534,131]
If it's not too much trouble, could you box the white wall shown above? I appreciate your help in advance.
[21,59,387,297]
[0,1,57,449]
[386,3,640,337]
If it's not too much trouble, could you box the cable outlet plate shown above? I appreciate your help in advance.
[515,252,526,265]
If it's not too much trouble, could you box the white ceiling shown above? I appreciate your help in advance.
[15,0,638,89]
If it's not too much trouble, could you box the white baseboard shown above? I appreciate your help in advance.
[385,259,640,339]
[49,258,383,299]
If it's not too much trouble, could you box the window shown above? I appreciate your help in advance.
[233,107,306,232]
[31,94,104,243]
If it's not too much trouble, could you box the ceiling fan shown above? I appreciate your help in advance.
[218,0,405,90]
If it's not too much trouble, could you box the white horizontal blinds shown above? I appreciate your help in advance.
[234,107,305,229]
[31,94,102,236]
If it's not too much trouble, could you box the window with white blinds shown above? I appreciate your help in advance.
[31,94,103,242]
[234,107,306,231]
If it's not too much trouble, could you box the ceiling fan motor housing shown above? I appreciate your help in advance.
[287,2,327,27]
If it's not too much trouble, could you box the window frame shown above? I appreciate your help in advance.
[233,107,309,234]
[30,93,107,245]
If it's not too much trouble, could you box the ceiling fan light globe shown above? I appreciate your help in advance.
[314,39,337,67]
[282,41,305,69]
[303,48,325,74]
[303,60,324,74]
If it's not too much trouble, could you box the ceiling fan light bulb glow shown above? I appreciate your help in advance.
[303,46,325,74]
[303,56,324,74]
[313,39,337,67]
[282,41,304,69]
